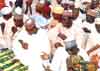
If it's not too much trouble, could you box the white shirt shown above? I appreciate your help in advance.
[85,24,100,69]
[0,16,14,48]
[51,47,69,71]
[12,29,50,71]
[80,21,94,49]
[62,20,90,61]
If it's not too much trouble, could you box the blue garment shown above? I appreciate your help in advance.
[32,15,48,28]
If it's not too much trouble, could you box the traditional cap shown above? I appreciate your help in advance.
[52,5,64,14]
[14,7,23,15]
[87,9,96,17]
[64,40,77,49]
[0,6,12,15]
[95,17,100,24]
[63,10,73,17]
[14,7,23,20]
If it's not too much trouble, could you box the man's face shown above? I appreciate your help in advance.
[53,13,62,21]
[26,23,34,31]
[25,20,37,34]
[14,17,23,27]
[62,16,72,28]
[95,24,100,33]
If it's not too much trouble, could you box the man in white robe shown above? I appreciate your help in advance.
[0,7,14,49]
[51,42,69,71]
[86,18,100,70]
[12,18,51,71]
[12,7,29,40]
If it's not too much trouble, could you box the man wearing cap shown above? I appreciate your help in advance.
[85,18,100,70]
[79,0,92,21]
[12,18,51,71]
[48,5,64,29]
[48,5,65,59]
[0,6,14,49]
[58,10,90,61]
[80,9,96,49]
[65,40,89,61]
[12,7,29,40]
[64,7,84,50]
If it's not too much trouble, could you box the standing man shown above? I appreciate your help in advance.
[81,9,96,49]
[86,18,100,71]
[12,7,29,40]
[0,7,14,49]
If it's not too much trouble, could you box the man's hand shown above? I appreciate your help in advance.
[22,43,28,49]
[19,40,28,49]
[83,27,91,33]
[41,52,49,60]
[58,33,67,40]
[12,26,17,34]
[55,42,63,48]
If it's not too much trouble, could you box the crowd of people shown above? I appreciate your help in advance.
[0,0,100,71]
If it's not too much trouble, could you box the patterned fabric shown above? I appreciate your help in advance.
[67,55,84,70]
[67,54,97,71]
[0,48,28,71]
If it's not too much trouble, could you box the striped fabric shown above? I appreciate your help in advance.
[0,48,28,71]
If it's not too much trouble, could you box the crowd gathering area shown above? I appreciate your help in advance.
[0,0,100,71]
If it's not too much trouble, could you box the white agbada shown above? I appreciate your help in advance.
[51,46,69,71]
[81,21,94,49]
[60,22,90,61]
[85,24,100,70]
[0,16,14,48]
[72,17,88,49]
[12,28,50,71]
